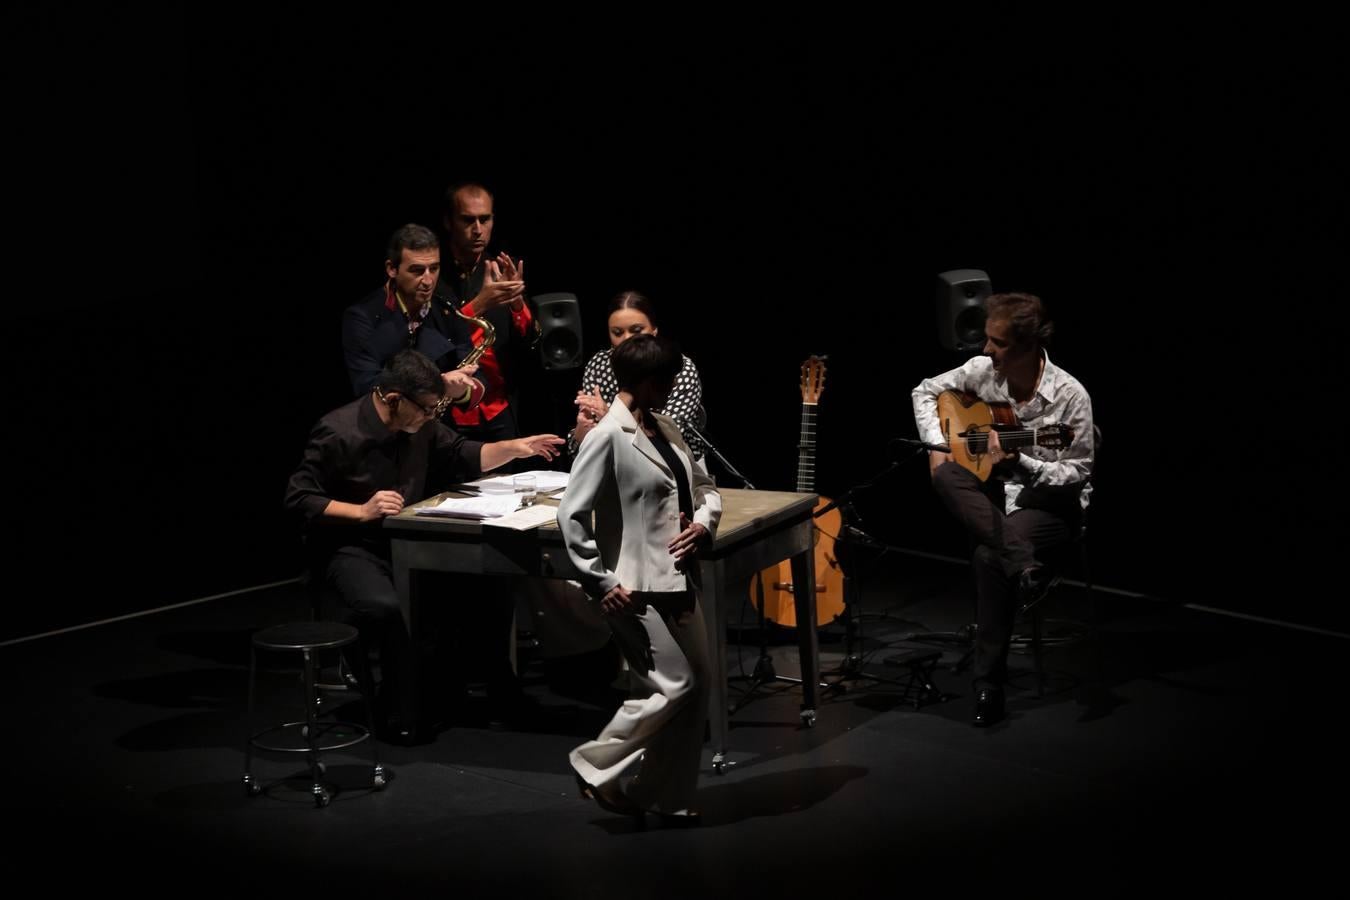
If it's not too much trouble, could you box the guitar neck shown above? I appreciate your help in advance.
[1001,429,1043,450]
[962,427,1050,453]
[796,401,817,492]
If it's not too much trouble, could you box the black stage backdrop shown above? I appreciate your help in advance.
[6,13,1343,639]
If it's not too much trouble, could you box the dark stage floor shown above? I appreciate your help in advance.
[4,555,1339,893]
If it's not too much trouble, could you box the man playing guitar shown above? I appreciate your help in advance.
[911,292,1095,728]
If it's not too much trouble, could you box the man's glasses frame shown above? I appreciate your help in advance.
[376,387,449,418]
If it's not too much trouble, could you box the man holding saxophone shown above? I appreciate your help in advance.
[341,222,520,405]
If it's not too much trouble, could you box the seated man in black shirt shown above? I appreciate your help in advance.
[285,350,562,742]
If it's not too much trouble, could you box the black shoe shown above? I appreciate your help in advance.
[973,687,1005,727]
[1017,566,1054,612]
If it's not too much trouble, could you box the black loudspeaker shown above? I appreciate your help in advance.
[534,293,584,370]
[936,269,992,352]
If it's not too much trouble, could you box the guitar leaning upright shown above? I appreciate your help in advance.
[752,356,846,629]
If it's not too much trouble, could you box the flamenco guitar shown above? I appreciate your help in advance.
[752,357,846,628]
[936,389,1074,481]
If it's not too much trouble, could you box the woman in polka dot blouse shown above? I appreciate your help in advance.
[569,291,705,460]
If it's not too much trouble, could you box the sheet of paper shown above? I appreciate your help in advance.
[484,502,560,531]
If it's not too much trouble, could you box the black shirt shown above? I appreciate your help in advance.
[646,423,695,524]
[284,394,484,556]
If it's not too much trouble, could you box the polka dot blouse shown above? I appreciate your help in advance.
[567,349,705,460]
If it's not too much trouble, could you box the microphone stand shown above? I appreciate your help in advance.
[885,438,977,661]
[807,445,949,708]
[812,455,914,519]
[812,450,928,692]
[686,422,755,491]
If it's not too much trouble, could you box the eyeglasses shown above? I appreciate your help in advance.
[377,388,449,418]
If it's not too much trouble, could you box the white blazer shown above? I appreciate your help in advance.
[558,401,722,598]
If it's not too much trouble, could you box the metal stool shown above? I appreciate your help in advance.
[243,622,386,807]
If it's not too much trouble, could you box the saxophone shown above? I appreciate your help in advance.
[453,302,496,369]
[433,297,493,412]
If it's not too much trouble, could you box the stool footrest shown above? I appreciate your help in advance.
[249,720,372,754]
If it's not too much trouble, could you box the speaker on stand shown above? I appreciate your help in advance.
[936,269,992,354]
[531,292,585,449]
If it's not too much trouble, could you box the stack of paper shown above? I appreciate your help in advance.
[414,494,522,519]
[465,471,571,495]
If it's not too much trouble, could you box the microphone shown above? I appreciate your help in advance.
[890,437,952,454]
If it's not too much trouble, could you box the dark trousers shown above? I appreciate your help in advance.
[931,463,1078,690]
[322,546,419,727]
[320,547,520,729]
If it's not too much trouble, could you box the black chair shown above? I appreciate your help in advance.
[1011,524,1092,697]
[1010,424,1102,697]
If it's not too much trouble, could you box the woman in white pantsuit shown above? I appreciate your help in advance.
[557,334,721,821]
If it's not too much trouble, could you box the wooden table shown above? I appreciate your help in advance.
[384,487,820,771]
